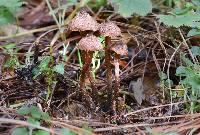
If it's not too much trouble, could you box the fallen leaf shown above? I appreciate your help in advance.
[129,77,145,105]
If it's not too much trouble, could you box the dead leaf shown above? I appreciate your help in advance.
[0,24,34,42]
[129,78,145,105]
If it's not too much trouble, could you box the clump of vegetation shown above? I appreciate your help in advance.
[12,106,51,135]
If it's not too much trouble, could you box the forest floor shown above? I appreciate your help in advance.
[1,0,200,135]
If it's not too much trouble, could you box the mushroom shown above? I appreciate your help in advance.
[110,40,128,111]
[68,11,100,103]
[68,11,99,36]
[98,21,121,112]
[77,35,103,99]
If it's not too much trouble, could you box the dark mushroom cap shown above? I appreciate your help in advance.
[78,35,103,51]
[111,40,128,55]
[68,11,99,32]
[99,22,121,38]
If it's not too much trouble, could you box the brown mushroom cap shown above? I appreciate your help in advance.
[111,40,128,55]
[99,22,121,38]
[68,11,99,32]
[78,35,103,51]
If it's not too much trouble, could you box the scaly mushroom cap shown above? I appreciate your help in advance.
[111,40,128,55]
[78,35,103,51]
[99,22,121,38]
[68,11,99,32]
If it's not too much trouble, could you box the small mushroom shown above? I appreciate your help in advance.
[78,35,103,51]
[110,41,128,56]
[78,35,103,100]
[111,40,128,111]
[68,11,99,35]
[99,22,121,38]
[98,21,121,113]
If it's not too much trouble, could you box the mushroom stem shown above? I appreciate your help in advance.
[113,53,121,113]
[79,51,96,108]
[80,51,92,89]
[105,36,113,112]
[88,69,99,104]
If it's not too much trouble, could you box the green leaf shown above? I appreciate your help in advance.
[159,72,167,80]
[38,56,52,70]
[34,130,50,135]
[171,7,191,15]
[0,0,22,13]
[0,7,15,25]
[176,66,194,76]
[187,28,200,37]
[3,43,16,49]
[17,106,31,115]
[27,117,40,126]
[30,106,42,119]
[158,12,200,28]
[192,0,200,6]
[110,0,152,17]
[12,127,29,135]
[191,46,200,56]
[53,63,65,75]
[61,128,76,135]
[41,112,51,121]
[165,78,173,87]
[182,74,200,91]
[98,36,105,44]
[33,56,52,77]
[181,55,194,67]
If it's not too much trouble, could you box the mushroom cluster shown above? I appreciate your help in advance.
[68,11,128,113]
[68,11,101,104]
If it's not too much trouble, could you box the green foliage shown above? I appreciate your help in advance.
[0,0,22,12]
[34,130,50,135]
[190,46,200,56]
[82,123,93,135]
[53,44,69,75]
[32,56,52,78]
[17,106,50,121]
[53,63,65,75]
[110,0,152,17]
[61,128,76,135]
[187,28,200,37]
[176,55,200,92]
[13,106,50,135]
[0,7,15,25]
[158,0,200,28]
[175,52,200,113]
[0,0,22,25]
[15,106,76,135]
[1,44,21,70]
[27,117,40,126]
[88,0,106,10]
[12,127,29,135]
[158,12,200,28]
[159,72,173,88]
[77,49,83,68]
